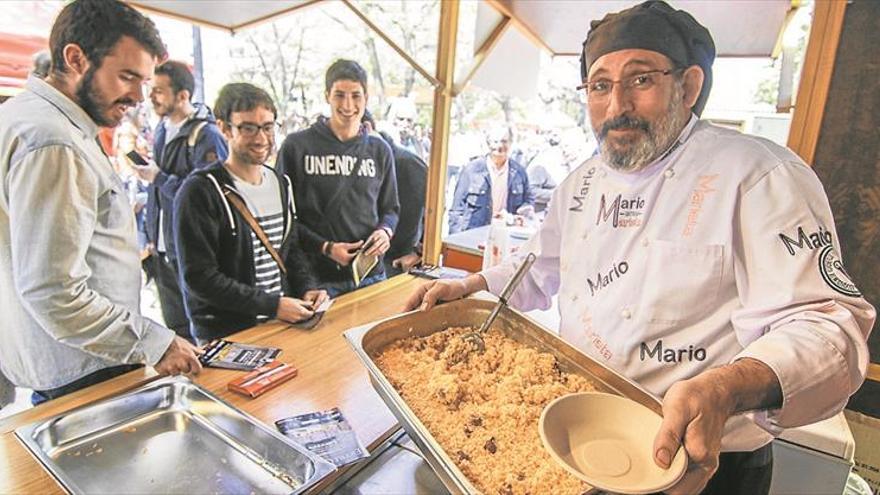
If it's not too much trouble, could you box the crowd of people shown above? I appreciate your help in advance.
[0,1,874,494]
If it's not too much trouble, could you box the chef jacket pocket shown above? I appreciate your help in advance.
[640,240,723,325]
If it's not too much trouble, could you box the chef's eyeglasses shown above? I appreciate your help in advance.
[577,68,684,101]
[231,122,281,137]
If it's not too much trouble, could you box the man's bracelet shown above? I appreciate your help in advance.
[323,241,334,257]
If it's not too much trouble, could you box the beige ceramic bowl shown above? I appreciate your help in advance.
[539,392,687,494]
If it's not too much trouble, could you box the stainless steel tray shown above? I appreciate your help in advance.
[344,297,661,495]
[15,376,335,494]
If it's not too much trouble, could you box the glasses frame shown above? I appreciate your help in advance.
[230,121,281,137]
[576,68,683,96]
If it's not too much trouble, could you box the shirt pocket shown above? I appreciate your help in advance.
[97,180,132,231]
[464,183,489,209]
[639,240,723,326]
[510,180,524,196]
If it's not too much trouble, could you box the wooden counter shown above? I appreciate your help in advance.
[0,275,427,494]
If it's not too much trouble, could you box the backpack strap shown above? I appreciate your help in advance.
[188,121,209,148]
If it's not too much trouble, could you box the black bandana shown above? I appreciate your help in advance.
[580,0,716,116]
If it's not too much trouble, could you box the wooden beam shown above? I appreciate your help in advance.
[869,363,880,383]
[787,0,847,165]
[452,15,511,96]
[423,0,459,266]
[341,0,441,88]
[770,0,802,59]
[484,0,554,54]
[230,0,325,33]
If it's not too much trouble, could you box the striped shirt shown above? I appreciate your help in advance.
[230,168,287,321]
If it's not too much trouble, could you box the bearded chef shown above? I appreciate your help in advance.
[405,1,875,493]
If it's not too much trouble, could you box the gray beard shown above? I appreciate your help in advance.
[597,85,688,173]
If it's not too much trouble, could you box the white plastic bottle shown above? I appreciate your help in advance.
[482,216,510,270]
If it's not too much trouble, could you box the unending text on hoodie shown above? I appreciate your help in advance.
[303,154,377,177]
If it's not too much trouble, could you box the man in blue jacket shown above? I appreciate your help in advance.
[135,60,227,340]
[448,128,534,233]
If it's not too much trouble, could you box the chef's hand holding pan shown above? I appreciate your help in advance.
[404,273,489,312]
[652,358,781,495]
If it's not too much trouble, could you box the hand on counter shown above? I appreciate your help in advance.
[392,253,421,272]
[277,296,316,323]
[155,336,204,377]
[404,274,488,312]
[302,290,329,309]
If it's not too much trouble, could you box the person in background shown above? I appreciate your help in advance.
[448,127,534,234]
[174,83,326,344]
[405,1,874,494]
[277,59,399,297]
[134,60,228,341]
[31,50,51,79]
[387,97,425,160]
[0,0,202,406]
[362,110,427,276]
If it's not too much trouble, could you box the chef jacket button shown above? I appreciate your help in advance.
[598,169,607,178]
[664,168,675,179]
[571,294,579,302]
[641,238,649,247]
[621,308,632,319]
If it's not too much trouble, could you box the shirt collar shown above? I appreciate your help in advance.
[25,74,100,139]
[487,157,509,175]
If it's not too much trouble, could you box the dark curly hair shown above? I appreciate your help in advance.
[214,83,277,124]
[49,0,166,75]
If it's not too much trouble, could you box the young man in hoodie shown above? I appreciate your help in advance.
[277,59,399,297]
[174,83,326,344]
[135,60,228,340]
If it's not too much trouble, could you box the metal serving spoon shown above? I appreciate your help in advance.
[462,252,537,352]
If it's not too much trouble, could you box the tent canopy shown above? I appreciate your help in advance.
[130,0,794,58]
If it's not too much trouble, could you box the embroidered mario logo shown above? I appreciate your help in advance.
[818,245,861,297]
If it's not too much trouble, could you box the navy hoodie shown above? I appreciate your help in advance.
[146,103,228,261]
[277,118,399,283]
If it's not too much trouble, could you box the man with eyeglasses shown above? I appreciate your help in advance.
[405,1,874,494]
[173,83,326,344]
[134,60,228,342]
[448,127,535,234]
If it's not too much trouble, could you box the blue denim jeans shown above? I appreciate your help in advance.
[323,272,386,298]
[31,364,142,406]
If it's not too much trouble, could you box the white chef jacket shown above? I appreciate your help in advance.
[482,116,875,452]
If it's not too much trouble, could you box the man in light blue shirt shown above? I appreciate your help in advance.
[0,0,202,406]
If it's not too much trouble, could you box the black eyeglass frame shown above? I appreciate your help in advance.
[230,121,281,136]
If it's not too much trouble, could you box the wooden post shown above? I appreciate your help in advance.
[787,0,847,165]
[423,0,460,265]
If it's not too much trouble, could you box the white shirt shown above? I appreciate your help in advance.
[487,158,509,216]
[482,116,875,452]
